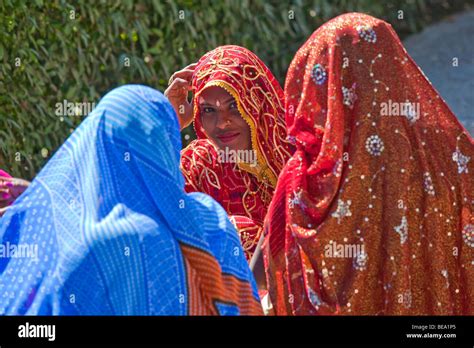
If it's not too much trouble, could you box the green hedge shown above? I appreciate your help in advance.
[1,0,472,179]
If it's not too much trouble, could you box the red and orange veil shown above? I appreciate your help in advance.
[181,45,293,259]
[264,13,474,315]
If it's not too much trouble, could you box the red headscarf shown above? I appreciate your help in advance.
[181,45,294,260]
[264,13,474,315]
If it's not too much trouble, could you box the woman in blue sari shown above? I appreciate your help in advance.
[0,85,262,315]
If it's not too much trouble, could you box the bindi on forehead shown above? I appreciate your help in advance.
[199,95,235,107]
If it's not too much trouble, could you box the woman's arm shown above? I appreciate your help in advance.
[164,63,197,130]
[250,234,274,315]
[249,234,266,289]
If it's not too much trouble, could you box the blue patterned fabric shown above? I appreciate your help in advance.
[0,85,258,315]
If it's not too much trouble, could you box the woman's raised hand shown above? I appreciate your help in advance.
[165,63,197,130]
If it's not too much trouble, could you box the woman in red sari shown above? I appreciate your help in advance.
[264,13,474,315]
[167,46,293,260]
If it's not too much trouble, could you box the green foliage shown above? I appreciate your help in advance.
[1,0,472,179]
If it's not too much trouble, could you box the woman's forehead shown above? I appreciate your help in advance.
[199,86,234,106]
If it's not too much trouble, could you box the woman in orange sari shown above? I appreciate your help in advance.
[263,13,474,315]
[167,46,294,260]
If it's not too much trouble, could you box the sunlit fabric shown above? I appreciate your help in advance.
[181,46,294,260]
[264,13,474,315]
[0,85,261,315]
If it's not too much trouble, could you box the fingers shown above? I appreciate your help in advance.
[0,176,14,187]
[0,178,29,201]
[168,70,193,86]
[0,176,12,187]
[15,178,30,188]
[164,78,193,99]
[0,206,9,217]
[0,177,19,189]
[0,182,11,199]
[168,63,197,85]
[0,192,12,204]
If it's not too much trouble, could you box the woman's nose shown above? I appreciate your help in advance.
[216,112,232,129]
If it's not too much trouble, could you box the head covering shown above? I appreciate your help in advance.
[0,170,11,178]
[181,46,293,260]
[0,85,261,315]
[264,13,474,315]
[192,45,292,186]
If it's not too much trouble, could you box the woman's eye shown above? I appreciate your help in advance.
[203,107,215,113]
[229,102,237,109]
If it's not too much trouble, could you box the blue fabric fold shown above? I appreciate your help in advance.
[0,85,258,315]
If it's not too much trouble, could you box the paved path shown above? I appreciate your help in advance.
[403,10,474,136]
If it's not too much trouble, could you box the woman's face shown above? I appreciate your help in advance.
[198,86,252,152]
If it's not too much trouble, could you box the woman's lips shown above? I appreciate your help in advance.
[216,132,240,144]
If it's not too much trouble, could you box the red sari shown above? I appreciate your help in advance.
[264,13,474,315]
[181,45,294,260]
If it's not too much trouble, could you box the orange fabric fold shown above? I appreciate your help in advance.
[264,13,474,315]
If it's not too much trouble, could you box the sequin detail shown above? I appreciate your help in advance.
[342,83,357,109]
[357,25,377,43]
[462,224,474,248]
[394,216,408,244]
[365,135,385,156]
[332,199,352,224]
[452,148,470,174]
[353,250,368,271]
[423,172,435,196]
[311,63,327,85]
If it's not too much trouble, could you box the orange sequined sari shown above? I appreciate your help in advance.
[181,45,294,260]
[264,13,474,315]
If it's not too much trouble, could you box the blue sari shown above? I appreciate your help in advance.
[0,85,261,315]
